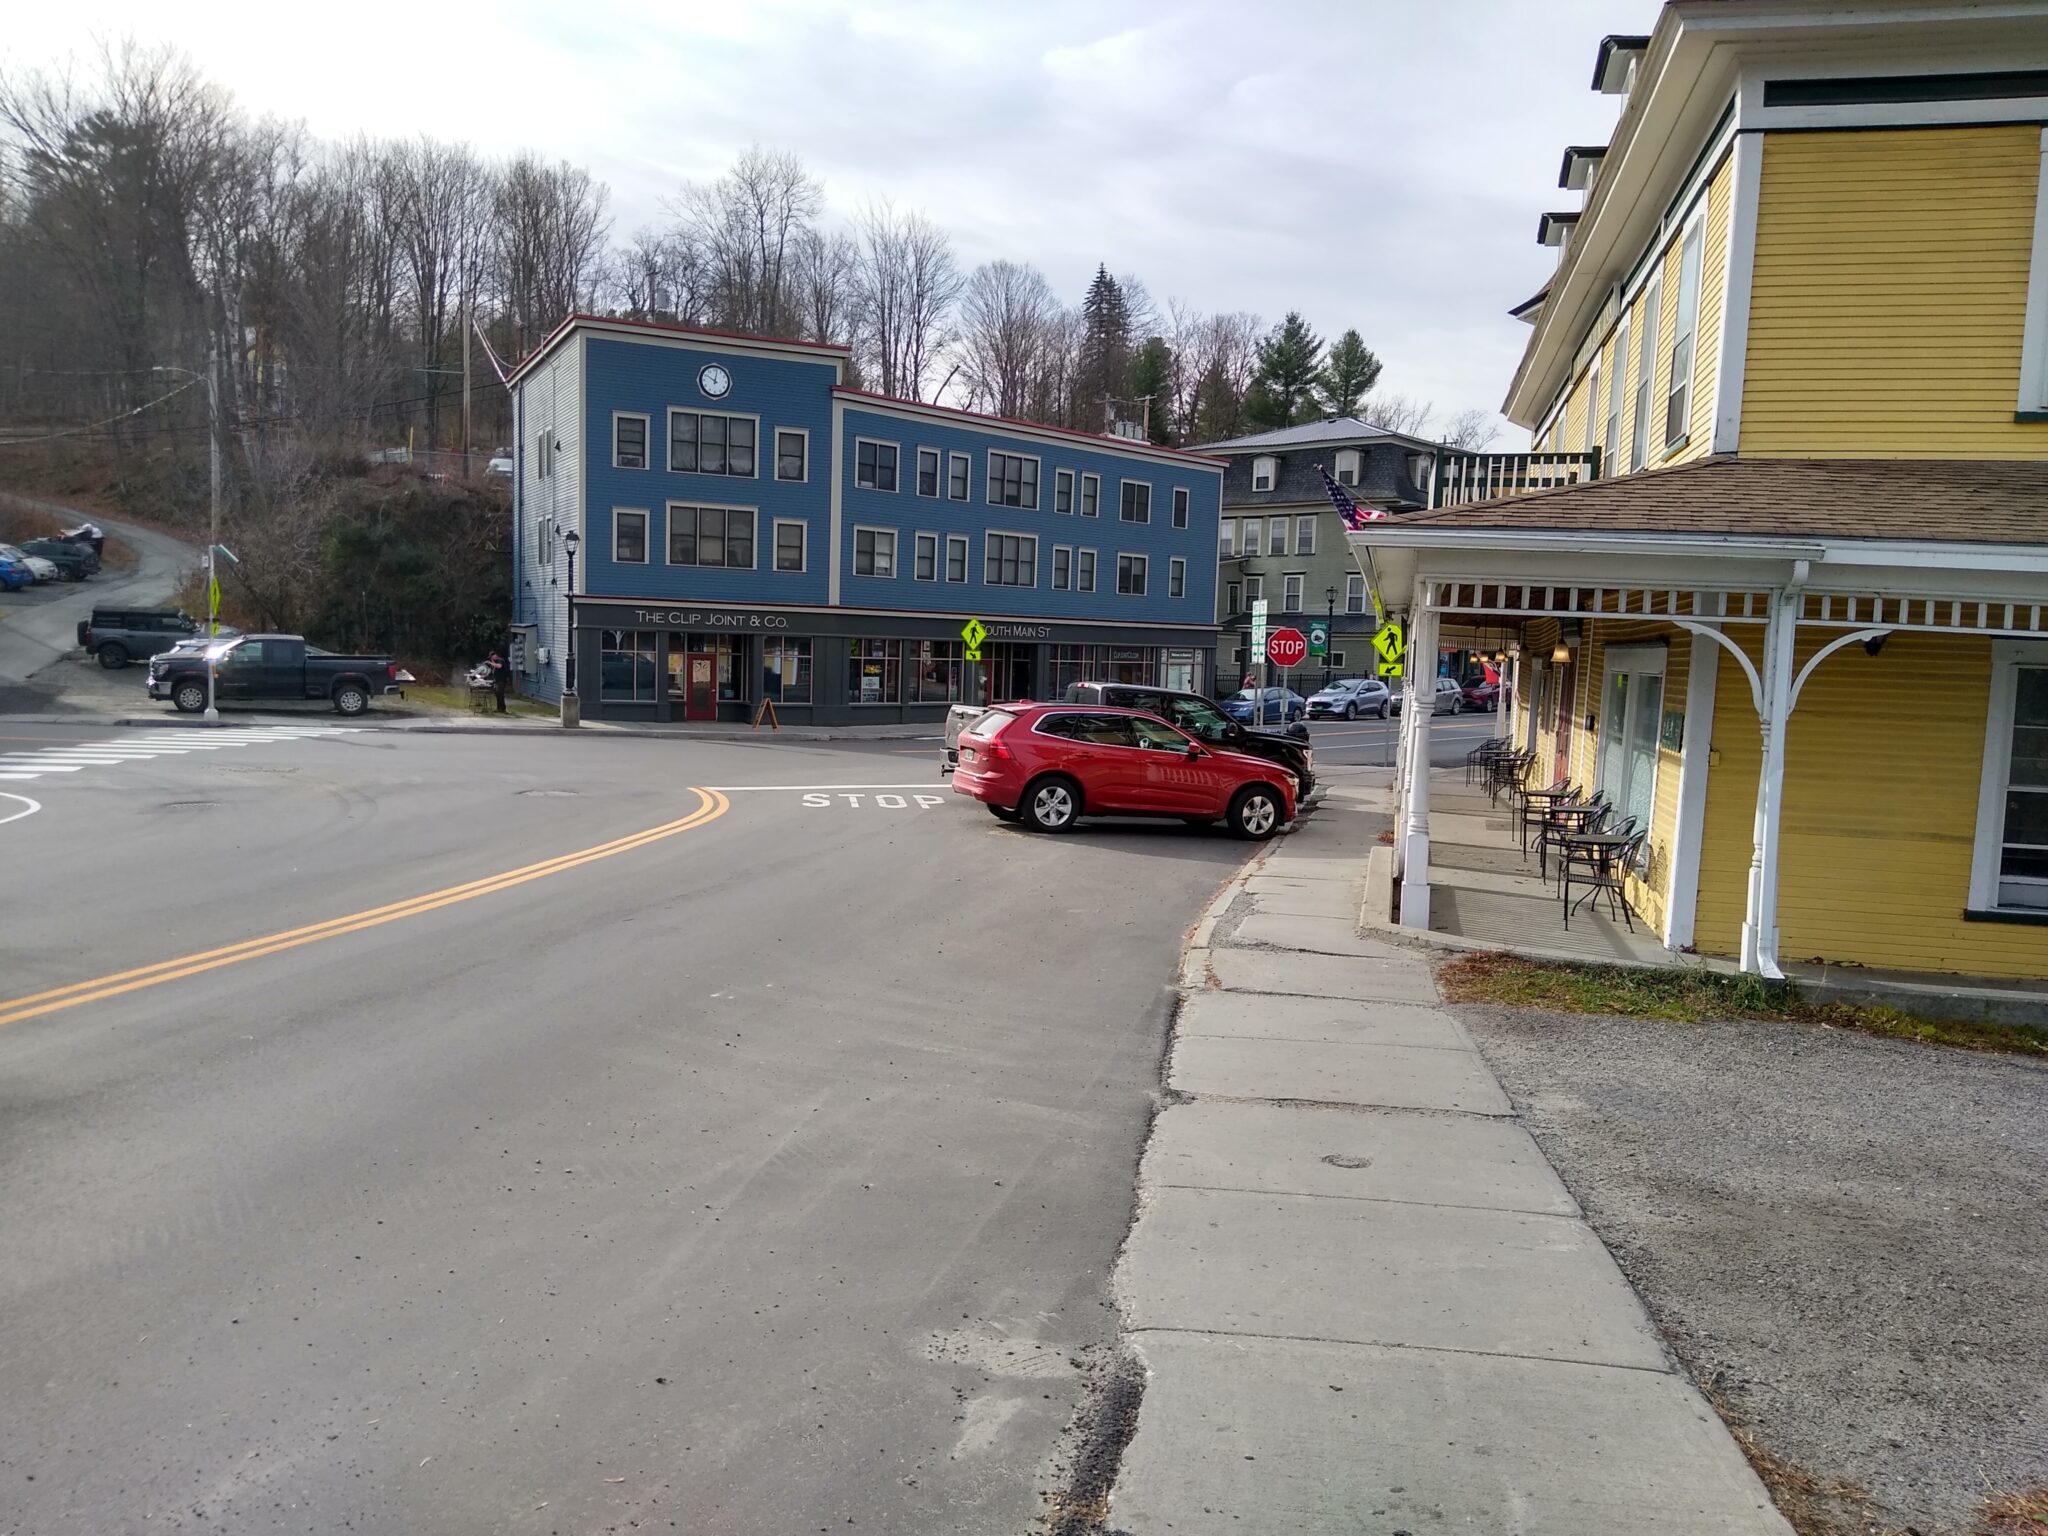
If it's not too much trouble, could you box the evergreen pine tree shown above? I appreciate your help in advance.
[1075,264,1133,430]
[1317,329,1383,417]
[1244,312,1325,429]
[1127,336,1173,444]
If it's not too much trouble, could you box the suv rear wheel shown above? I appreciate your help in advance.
[332,681,369,717]
[1227,784,1285,841]
[1021,775,1081,833]
[96,642,129,670]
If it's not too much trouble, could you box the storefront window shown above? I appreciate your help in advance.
[848,639,902,704]
[1108,645,1159,686]
[912,639,967,702]
[1049,644,1112,697]
[763,639,812,704]
[599,629,657,702]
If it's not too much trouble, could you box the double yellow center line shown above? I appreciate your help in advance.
[0,787,730,1030]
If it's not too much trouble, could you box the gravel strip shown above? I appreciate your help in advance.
[1453,1002,2048,1535]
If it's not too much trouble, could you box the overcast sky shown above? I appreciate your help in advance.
[7,0,1659,441]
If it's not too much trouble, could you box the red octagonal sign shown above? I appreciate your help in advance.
[1266,627,1308,668]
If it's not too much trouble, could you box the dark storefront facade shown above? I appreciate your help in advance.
[573,598,1217,725]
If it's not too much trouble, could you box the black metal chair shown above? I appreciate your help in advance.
[1518,779,1574,855]
[1466,737,1512,786]
[1562,825,1648,929]
[1538,793,1609,884]
[1486,749,1536,805]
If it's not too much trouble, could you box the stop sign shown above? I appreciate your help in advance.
[1266,627,1308,668]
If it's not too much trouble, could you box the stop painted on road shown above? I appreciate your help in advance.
[800,792,948,809]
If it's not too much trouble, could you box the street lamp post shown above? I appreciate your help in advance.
[560,527,581,728]
[1324,586,1337,690]
[154,355,223,722]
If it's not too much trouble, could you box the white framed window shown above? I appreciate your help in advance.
[537,513,555,566]
[1604,316,1628,472]
[852,525,896,577]
[1665,211,1705,451]
[947,451,970,501]
[1079,473,1100,517]
[1116,552,1148,596]
[1583,352,1602,454]
[613,412,650,470]
[669,408,759,476]
[775,428,808,482]
[1267,519,1286,556]
[537,429,556,479]
[665,504,755,568]
[1219,519,1236,557]
[1245,574,1264,603]
[916,448,940,497]
[2019,128,2048,415]
[1970,641,2048,912]
[1596,643,1668,838]
[1119,479,1151,523]
[1251,455,1277,492]
[1169,557,1186,599]
[1334,448,1361,486]
[1345,573,1366,614]
[984,531,1037,587]
[772,518,806,572]
[1052,544,1073,590]
[1631,271,1662,473]
[613,508,648,564]
[914,531,938,580]
[1294,516,1315,555]
[945,534,969,582]
[855,438,899,492]
[988,451,1040,509]
[1172,487,1189,528]
[1055,468,1075,514]
[1282,572,1304,613]
[1076,548,1097,592]
[1241,517,1262,557]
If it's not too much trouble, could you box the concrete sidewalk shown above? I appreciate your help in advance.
[1107,773,1791,1535]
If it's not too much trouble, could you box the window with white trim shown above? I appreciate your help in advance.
[1055,468,1074,514]
[1665,212,1704,450]
[614,412,649,469]
[1169,557,1186,599]
[1282,573,1304,613]
[853,526,895,577]
[988,451,1039,509]
[1245,574,1263,603]
[775,428,807,482]
[1241,517,1261,557]
[670,410,757,476]
[1172,487,1189,528]
[1972,643,2048,911]
[666,504,755,568]
[1219,519,1236,557]
[2020,128,2048,414]
[1345,574,1366,614]
[1596,644,1667,839]
[945,534,968,582]
[1604,316,1628,472]
[1119,480,1151,523]
[1630,272,1661,473]
[914,531,938,580]
[773,519,806,572]
[1294,516,1315,555]
[1079,473,1100,517]
[1075,549,1097,592]
[1225,579,1241,614]
[984,532,1036,586]
[947,452,969,500]
[1583,352,1602,454]
[1251,455,1277,492]
[1333,449,1361,486]
[1267,519,1286,556]
[1117,553,1148,596]
[1052,545,1072,590]
[613,509,648,563]
[916,448,940,497]
[855,439,898,492]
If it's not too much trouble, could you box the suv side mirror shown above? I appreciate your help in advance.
[1184,742,1207,759]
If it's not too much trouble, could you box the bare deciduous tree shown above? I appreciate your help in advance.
[786,224,857,347]
[674,145,821,336]
[956,259,1058,418]
[1438,408,1500,450]
[493,153,610,354]
[852,201,961,401]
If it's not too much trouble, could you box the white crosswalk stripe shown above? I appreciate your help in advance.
[0,726,360,784]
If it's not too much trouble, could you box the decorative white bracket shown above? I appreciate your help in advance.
[1788,629,1892,715]
[1672,620,1765,718]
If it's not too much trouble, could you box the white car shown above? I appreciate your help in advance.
[0,543,57,583]
[1389,677,1464,716]
[1306,677,1390,720]
[486,453,514,477]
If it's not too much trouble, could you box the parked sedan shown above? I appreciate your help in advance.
[0,542,57,583]
[951,702,1296,839]
[0,554,32,592]
[1222,687,1307,726]
[1306,677,1390,719]
[1389,677,1465,715]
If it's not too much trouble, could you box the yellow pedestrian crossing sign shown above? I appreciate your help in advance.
[962,616,987,661]
[1373,621,1404,665]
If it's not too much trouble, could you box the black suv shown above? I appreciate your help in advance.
[1062,681,1314,798]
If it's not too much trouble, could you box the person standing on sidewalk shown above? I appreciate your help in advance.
[488,650,508,714]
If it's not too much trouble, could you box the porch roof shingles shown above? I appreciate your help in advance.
[1398,456,2048,546]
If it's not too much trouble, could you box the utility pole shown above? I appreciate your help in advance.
[204,334,222,723]
[461,296,473,471]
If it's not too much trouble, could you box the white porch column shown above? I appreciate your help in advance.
[1740,573,1803,977]
[1398,591,1441,929]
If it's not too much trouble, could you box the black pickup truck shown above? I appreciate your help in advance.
[147,633,400,716]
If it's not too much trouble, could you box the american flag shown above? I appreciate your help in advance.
[1318,465,1389,530]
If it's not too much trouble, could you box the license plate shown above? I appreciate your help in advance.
[960,747,974,761]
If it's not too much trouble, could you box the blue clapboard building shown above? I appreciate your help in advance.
[508,315,1223,723]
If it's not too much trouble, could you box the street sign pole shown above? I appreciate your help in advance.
[1250,598,1268,727]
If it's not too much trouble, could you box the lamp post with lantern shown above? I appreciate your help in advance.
[560,527,581,727]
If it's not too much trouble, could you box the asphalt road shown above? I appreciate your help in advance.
[0,725,1260,1534]
[0,506,195,691]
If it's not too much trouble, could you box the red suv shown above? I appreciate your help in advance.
[951,703,1297,838]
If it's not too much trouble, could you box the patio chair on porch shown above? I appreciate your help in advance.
[1537,793,1610,883]
[1466,737,1511,786]
[1518,779,1574,855]
[1486,749,1536,805]
[1561,825,1648,930]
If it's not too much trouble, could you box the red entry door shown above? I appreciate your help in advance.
[1552,655,1577,780]
[685,653,717,721]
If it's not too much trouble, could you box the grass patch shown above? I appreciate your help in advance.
[385,682,554,721]
[1437,950,2048,1058]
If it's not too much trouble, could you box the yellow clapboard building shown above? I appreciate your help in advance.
[1355,3,2048,984]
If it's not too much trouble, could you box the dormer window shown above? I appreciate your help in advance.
[1251,455,1278,492]
[1334,449,1361,487]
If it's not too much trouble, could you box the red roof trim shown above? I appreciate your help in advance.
[831,388,1228,465]
[507,312,851,384]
